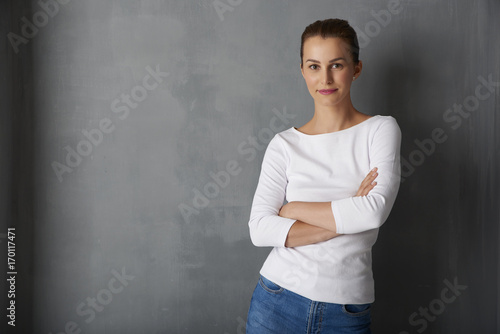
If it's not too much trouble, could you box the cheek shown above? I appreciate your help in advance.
[336,71,352,82]
[304,74,318,89]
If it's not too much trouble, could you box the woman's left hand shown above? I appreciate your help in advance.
[355,167,378,197]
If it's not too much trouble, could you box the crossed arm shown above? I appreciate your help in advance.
[280,167,379,247]
[248,118,401,249]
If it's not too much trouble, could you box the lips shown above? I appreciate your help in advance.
[318,89,338,95]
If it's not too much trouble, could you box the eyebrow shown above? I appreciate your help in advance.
[305,57,346,63]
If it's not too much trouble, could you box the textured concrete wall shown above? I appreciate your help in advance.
[2,0,499,333]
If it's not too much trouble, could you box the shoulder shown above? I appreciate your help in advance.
[261,128,297,162]
[368,115,402,147]
[371,115,399,126]
[264,128,291,153]
[268,127,296,146]
[370,115,401,134]
[275,126,296,137]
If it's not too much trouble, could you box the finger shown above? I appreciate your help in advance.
[356,181,376,197]
[365,180,377,193]
[356,168,379,196]
[364,167,378,181]
[367,167,378,180]
[356,181,375,196]
[360,168,378,188]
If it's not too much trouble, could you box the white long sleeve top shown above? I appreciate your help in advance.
[248,115,401,304]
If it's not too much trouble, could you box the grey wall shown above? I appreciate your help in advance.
[2,0,499,333]
[2,1,36,333]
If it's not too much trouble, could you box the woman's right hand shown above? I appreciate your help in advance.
[355,167,378,197]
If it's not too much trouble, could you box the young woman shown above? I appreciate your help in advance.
[246,19,401,333]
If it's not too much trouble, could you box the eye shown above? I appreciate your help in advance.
[308,64,319,70]
[331,63,343,70]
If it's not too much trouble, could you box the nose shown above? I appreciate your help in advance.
[322,68,333,85]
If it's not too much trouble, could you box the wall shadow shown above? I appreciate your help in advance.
[2,1,36,333]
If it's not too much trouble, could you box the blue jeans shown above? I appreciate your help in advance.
[246,275,372,334]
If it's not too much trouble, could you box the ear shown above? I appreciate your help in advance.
[354,60,363,77]
[300,63,304,77]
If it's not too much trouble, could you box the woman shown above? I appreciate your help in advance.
[246,19,401,333]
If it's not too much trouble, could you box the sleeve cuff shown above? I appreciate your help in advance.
[331,200,345,234]
[277,218,298,247]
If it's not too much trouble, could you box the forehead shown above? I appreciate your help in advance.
[303,36,351,61]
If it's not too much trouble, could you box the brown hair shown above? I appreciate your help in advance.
[300,18,360,66]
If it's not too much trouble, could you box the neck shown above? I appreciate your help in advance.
[307,100,359,133]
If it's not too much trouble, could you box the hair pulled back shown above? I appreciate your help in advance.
[300,18,360,66]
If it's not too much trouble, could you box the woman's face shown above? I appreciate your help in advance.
[301,36,361,108]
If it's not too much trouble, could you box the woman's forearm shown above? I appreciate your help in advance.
[279,168,380,238]
[280,202,338,232]
[285,220,340,248]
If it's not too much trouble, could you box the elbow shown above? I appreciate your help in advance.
[248,212,293,247]
[249,234,266,247]
[248,228,262,247]
[344,210,387,234]
[249,233,270,248]
[347,195,392,233]
[365,210,388,230]
[334,187,399,234]
[362,196,395,231]
[362,197,391,230]
[248,219,267,247]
